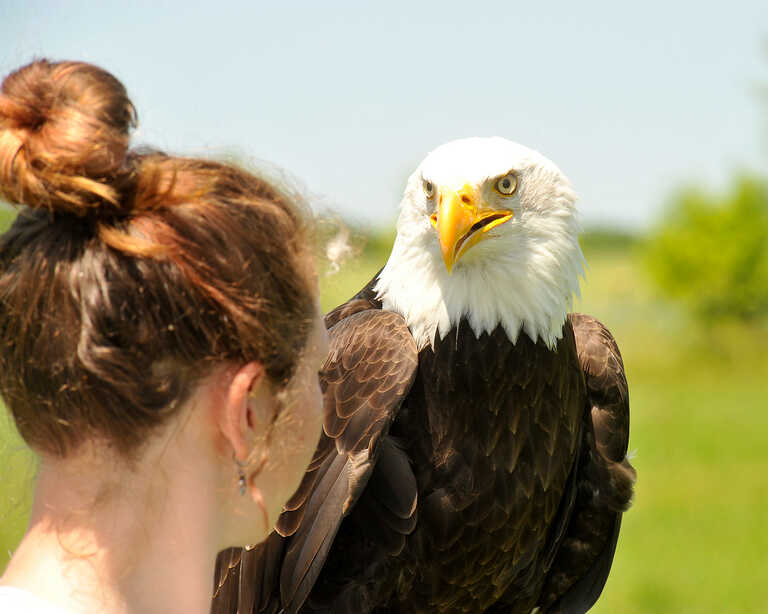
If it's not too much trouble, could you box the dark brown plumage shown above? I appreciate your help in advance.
[211,273,635,614]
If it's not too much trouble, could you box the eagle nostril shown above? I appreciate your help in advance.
[461,195,471,205]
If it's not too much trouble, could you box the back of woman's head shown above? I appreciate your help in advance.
[0,59,317,458]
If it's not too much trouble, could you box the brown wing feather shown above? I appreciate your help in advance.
[279,310,417,612]
[211,302,418,614]
[538,313,636,614]
[211,547,242,613]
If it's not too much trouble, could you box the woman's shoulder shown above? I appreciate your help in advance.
[0,586,75,614]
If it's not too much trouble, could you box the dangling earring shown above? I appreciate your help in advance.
[233,453,248,497]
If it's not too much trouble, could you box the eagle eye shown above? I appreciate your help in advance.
[423,179,435,199]
[495,172,518,196]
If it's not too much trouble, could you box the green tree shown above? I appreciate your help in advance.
[644,176,768,322]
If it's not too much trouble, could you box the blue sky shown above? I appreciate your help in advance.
[2,1,766,230]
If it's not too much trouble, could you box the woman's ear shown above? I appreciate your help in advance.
[218,361,269,463]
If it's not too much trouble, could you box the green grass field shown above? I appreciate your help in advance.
[1,225,766,612]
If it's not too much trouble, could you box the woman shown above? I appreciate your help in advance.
[0,59,327,614]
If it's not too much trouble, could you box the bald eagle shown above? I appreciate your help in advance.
[212,138,636,614]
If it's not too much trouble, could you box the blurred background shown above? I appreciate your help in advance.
[1,2,767,612]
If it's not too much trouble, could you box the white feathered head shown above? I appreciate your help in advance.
[376,137,584,350]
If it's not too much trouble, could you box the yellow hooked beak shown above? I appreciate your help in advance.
[429,183,514,273]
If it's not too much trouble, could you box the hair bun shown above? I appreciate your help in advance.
[0,59,136,215]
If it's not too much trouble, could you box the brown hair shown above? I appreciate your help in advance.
[0,60,317,458]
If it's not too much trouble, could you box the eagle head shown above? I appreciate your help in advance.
[375,137,584,351]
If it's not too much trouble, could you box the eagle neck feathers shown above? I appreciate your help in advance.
[374,208,584,352]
